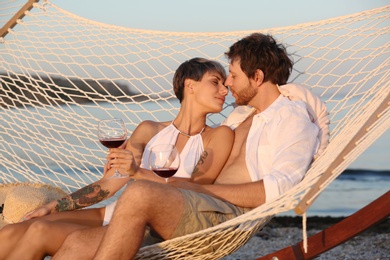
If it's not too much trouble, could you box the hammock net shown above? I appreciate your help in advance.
[0,1,389,258]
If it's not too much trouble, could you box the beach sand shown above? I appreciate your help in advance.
[223,216,390,259]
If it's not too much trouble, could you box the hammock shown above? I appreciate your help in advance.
[1,1,389,258]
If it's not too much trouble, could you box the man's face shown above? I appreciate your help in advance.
[225,60,257,106]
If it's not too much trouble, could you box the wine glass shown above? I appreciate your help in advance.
[98,118,128,178]
[149,144,180,183]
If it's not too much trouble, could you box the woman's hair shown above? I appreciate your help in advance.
[173,57,227,102]
[225,33,293,85]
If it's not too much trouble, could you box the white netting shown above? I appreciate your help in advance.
[0,1,389,258]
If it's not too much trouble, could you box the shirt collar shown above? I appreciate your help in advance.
[254,94,286,123]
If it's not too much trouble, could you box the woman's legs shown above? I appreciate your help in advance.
[6,220,90,260]
[0,206,105,259]
[0,219,38,259]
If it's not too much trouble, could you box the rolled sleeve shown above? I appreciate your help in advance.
[263,174,280,202]
[262,100,319,202]
[244,96,320,204]
[257,98,319,202]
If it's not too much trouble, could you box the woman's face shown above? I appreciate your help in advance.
[193,71,228,113]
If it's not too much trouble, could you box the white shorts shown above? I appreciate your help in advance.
[102,200,117,226]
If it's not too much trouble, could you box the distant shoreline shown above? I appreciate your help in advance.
[342,169,390,174]
[0,73,149,108]
[267,216,389,232]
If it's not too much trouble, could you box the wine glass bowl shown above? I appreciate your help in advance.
[99,138,127,149]
[97,118,128,178]
[98,118,127,148]
[149,144,180,182]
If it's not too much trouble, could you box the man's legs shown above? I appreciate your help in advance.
[53,226,107,260]
[94,180,184,259]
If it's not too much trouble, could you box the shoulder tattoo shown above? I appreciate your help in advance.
[192,150,209,174]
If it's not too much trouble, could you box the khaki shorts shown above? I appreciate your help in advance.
[144,189,252,246]
[170,189,252,239]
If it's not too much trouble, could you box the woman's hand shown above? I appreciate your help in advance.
[20,202,55,221]
[105,148,137,177]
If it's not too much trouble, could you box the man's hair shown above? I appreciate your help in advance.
[173,57,227,102]
[225,33,293,85]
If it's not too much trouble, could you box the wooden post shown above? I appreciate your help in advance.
[258,191,390,260]
[0,0,40,38]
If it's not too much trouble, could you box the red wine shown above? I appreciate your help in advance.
[99,138,126,148]
[152,168,178,178]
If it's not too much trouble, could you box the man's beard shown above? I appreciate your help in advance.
[235,84,257,106]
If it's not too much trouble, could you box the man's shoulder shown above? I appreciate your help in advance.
[221,106,256,130]
[279,97,308,113]
[275,98,310,120]
[263,96,308,121]
[275,95,306,108]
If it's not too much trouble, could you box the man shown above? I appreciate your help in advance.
[55,33,320,259]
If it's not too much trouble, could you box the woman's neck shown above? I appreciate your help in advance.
[173,111,207,137]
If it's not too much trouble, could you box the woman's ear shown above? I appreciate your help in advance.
[184,78,194,94]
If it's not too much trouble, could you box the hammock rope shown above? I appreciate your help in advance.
[1,1,389,258]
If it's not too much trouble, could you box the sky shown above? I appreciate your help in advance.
[50,0,389,170]
[51,0,389,32]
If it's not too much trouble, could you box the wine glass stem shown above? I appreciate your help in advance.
[165,178,168,183]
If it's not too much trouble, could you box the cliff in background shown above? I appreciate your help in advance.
[0,73,148,108]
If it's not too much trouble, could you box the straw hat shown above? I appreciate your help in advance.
[0,182,67,228]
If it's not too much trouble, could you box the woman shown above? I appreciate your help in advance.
[0,57,234,259]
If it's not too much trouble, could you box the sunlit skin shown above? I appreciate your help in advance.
[225,60,261,108]
[0,59,235,260]
[190,71,228,114]
[226,60,280,113]
[225,63,258,106]
[86,58,274,259]
[3,32,320,260]
[49,59,270,259]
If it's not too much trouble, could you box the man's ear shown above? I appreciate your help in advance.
[254,69,264,86]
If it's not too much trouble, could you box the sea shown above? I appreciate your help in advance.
[1,101,389,218]
[280,169,390,217]
[300,127,390,217]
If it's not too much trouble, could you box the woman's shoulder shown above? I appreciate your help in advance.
[212,124,234,133]
[133,120,171,136]
[138,120,170,128]
[201,125,234,153]
[203,124,234,140]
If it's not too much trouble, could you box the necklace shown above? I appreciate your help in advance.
[173,121,206,138]
[178,131,192,138]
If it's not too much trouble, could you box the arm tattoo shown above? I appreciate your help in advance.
[54,184,110,212]
[192,150,208,174]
